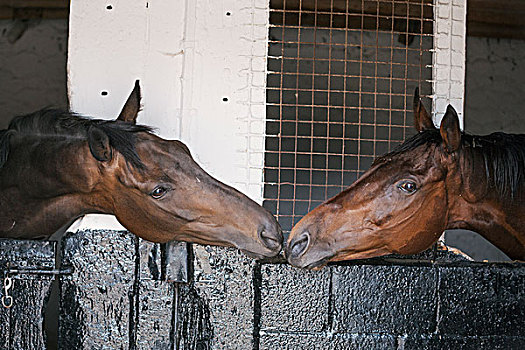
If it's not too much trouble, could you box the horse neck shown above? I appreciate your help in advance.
[445,147,525,260]
[0,137,109,239]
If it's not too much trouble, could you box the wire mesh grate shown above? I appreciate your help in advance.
[264,0,434,233]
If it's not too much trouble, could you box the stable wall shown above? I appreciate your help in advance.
[0,19,68,129]
[0,4,519,262]
[190,245,525,349]
[464,37,525,134]
[3,230,515,349]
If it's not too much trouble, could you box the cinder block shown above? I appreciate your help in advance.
[250,103,264,118]
[451,51,465,67]
[435,97,449,113]
[436,20,450,35]
[436,50,451,65]
[401,335,525,350]
[259,333,396,350]
[192,246,257,349]
[250,136,265,151]
[260,264,330,332]
[251,57,267,72]
[452,6,465,21]
[452,20,464,36]
[250,120,265,134]
[451,35,464,52]
[385,247,470,262]
[331,265,437,334]
[437,6,450,19]
[249,151,264,166]
[450,82,463,97]
[436,66,450,81]
[451,66,464,82]
[438,265,525,336]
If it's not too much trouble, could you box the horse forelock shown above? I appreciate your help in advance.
[1,108,154,170]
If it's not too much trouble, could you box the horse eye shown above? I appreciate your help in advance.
[398,180,418,194]
[150,186,168,199]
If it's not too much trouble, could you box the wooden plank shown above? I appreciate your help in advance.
[0,0,68,8]
[0,0,68,19]
[467,0,525,39]
[0,7,68,19]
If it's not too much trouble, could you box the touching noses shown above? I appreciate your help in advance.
[258,218,283,252]
[285,231,310,261]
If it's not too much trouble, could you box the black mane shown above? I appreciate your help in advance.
[378,129,525,200]
[464,132,525,200]
[0,108,153,169]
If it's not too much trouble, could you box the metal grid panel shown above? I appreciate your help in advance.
[264,0,434,232]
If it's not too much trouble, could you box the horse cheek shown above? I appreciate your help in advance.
[394,191,447,255]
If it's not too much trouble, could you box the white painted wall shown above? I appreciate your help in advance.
[433,0,466,127]
[0,19,68,128]
[68,0,268,230]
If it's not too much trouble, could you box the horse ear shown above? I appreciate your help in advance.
[440,105,461,153]
[117,80,141,124]
[413,88,435,132]
[88,127,112,162]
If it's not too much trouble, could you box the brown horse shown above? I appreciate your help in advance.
[0,81,282,259]
[286,90,525,268]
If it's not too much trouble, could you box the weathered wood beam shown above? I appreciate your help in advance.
[0,0,68,8]
[467,0,525,40]
[1,0,525,40]
[270,0,433,20]
[269,0,433,35]
[271,0,525,40]
[0,0,68,19]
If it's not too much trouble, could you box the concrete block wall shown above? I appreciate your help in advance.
[192,247,525,349]
[433,0,466,127]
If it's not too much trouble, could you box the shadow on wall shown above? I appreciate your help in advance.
[0,19,68,128]
[445,229,511,261]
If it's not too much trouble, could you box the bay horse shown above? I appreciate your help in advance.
[286,89,525,268]
[0,81,282,259]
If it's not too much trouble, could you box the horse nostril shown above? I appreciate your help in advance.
[289,232,310,259]
[259,227,283,251]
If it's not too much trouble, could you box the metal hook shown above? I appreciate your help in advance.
[2,274,13,308]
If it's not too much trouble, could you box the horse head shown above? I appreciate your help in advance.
[0,81,283,259]
[286,88,525,268]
